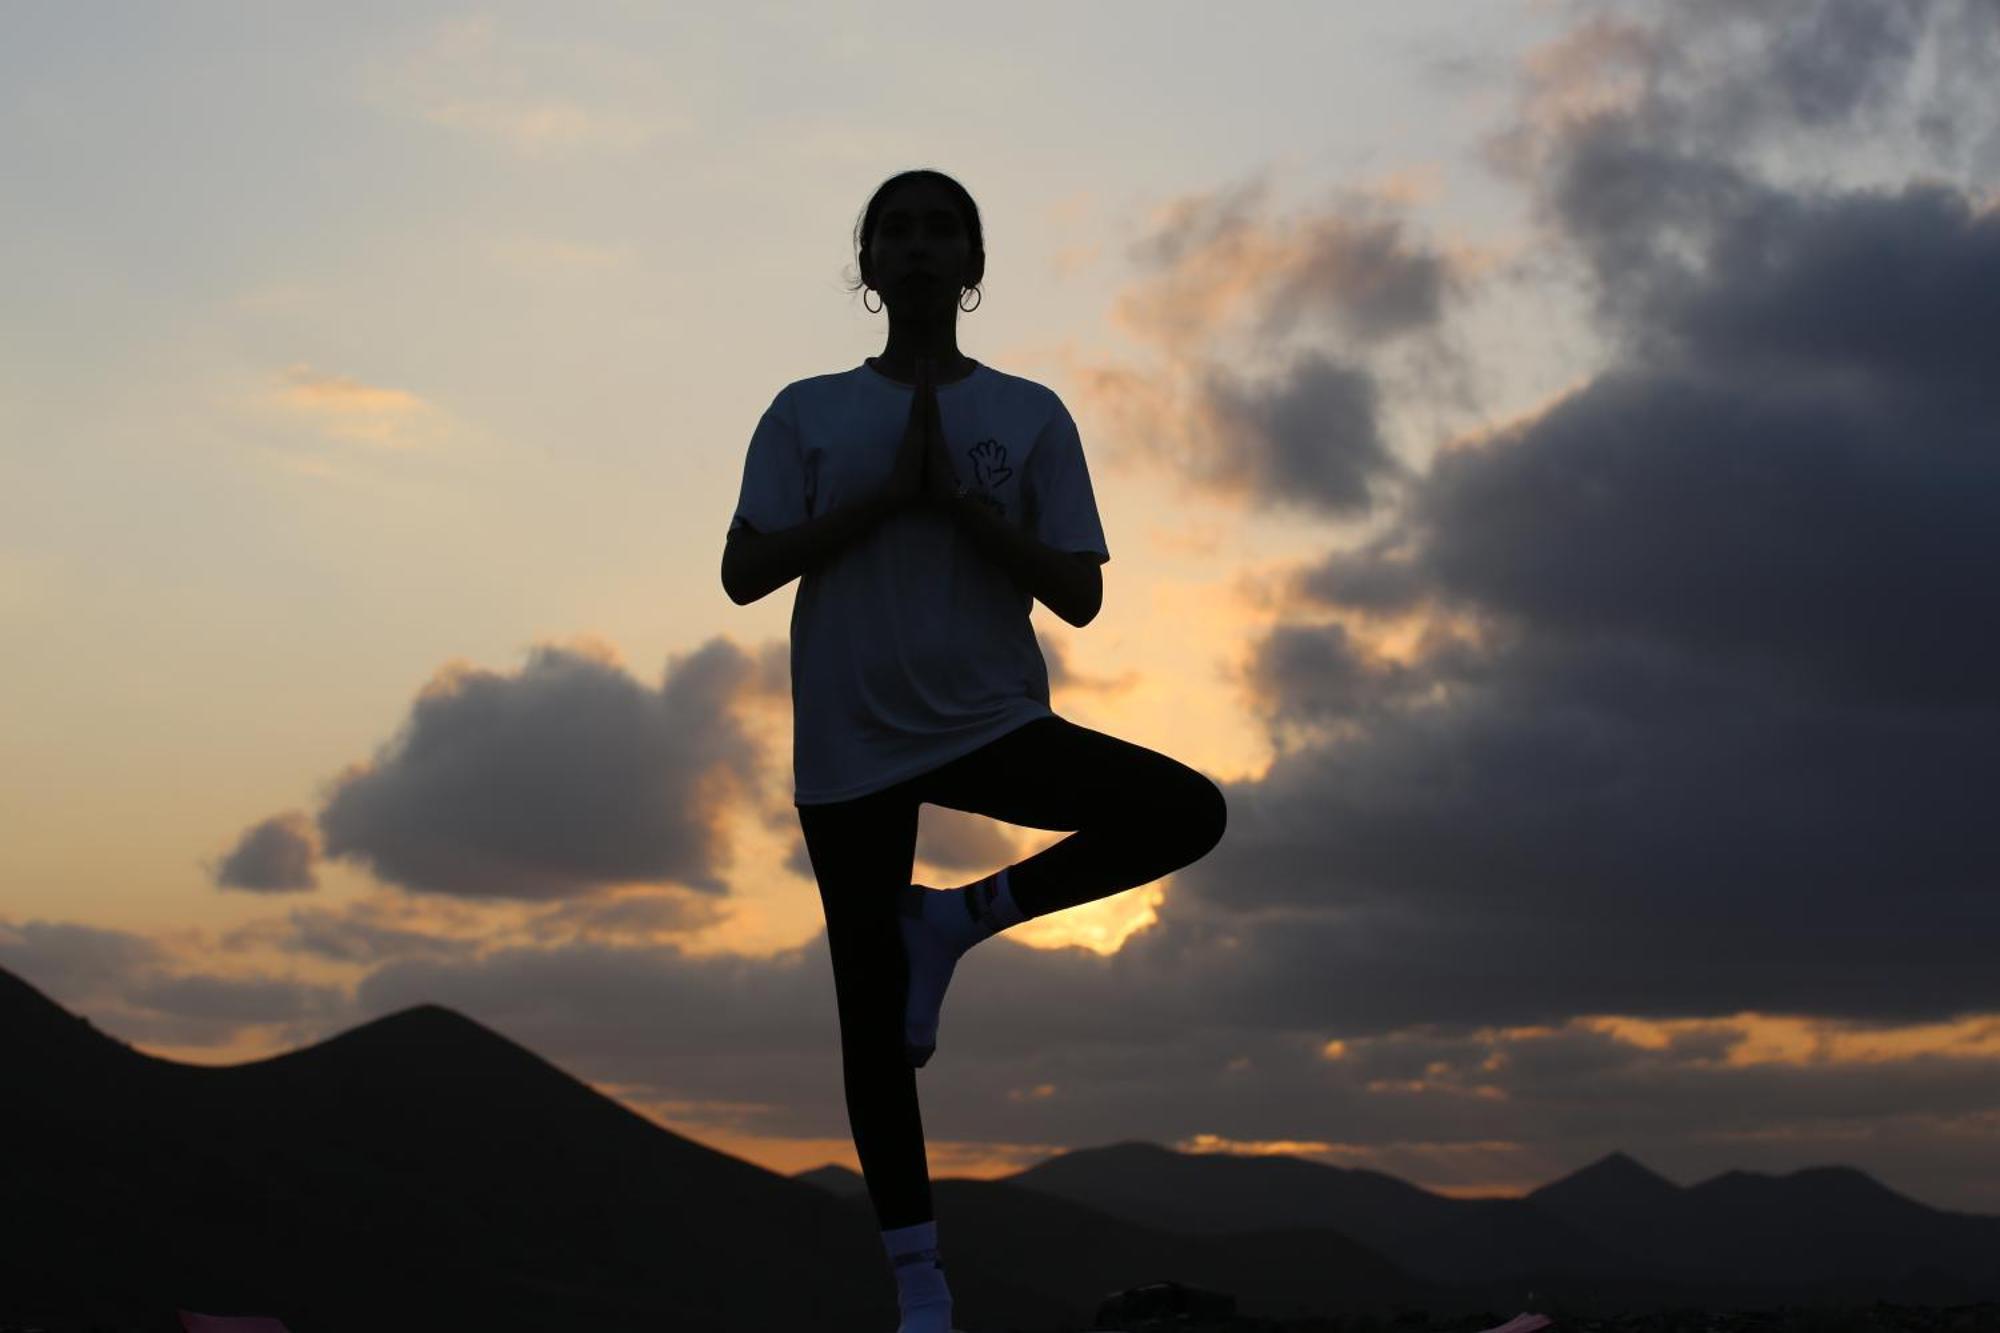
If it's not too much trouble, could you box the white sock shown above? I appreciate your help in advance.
[882,1218,953,1333]
[898,866,1028,1068]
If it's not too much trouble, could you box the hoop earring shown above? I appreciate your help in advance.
[863,286,882,314]
[959,287,981,313]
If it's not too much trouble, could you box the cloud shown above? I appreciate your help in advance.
[1185,0,2000,1041]
[1638,184,2000,413]
[1192,350,1412,518]
[218,898,488,967]
[0,919,342,1049]
[1236,618,1429,728]
[211,810,320,892]
[0,920,168,1002]
[316,637,774,903]
[1118,177,1468,355]
[124,969,344,1026]
[1071,179,1469,517]
[1491,0,2000,321]
[521,890,735,944]
[1408,327,2000,708]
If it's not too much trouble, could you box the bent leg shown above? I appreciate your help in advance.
[909,715,1228,918]
[796,790,934,1228]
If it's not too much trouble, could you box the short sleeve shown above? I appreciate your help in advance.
[728,389,810,538]
[1024,396,1110,564]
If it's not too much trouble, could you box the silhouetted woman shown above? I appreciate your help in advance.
[722,168,1226,1333]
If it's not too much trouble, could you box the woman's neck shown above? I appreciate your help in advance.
[874,321,972,379]
[870,350,975,384]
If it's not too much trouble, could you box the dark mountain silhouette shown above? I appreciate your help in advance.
[793,1161,871,1198]
[4,964,1996,1333]
[924,1138,2000,1311]
[0,967,994,1332]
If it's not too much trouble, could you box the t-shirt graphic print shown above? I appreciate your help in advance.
[728,358,1110,806]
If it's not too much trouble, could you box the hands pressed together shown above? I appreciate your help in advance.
[886,358,967,514]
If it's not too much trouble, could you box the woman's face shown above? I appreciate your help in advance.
[868,180,973,314]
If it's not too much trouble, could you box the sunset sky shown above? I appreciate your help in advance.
[5,0,1999,1214]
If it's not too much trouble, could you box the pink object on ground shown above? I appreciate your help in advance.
[176,1313,293,1333]
[1478,1315,1554,1333]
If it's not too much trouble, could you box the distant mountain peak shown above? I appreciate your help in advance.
[792,1163,867,1198]
[352,1001,485,1038]
[1591,1150,1657,1176]
[1098,1140,1178,1157]
[1527,1150,1680,1210]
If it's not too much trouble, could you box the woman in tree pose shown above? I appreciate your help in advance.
[722,168,1226,1333]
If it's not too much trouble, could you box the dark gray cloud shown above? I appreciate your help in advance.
[1127,178,1459,347]
[1105,174,1466,516]
[1124,176,1273,271]
[1238,620,1425,728]
[1504,0,2000,332]
[1669,0,1931,136]
[1199,0,2000,1043]
[1197,350,1412,519]
[1255,212,1461,346]
[1211,625,2000,1015]
[211,810,319,892]
[1406,356,2000,710]
[317,638,772,903]
[1641,183,2000,416]
[1288,527,1431,615]
[1182,173,2000,1063]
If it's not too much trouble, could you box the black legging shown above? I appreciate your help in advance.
[796,712,1228,1231]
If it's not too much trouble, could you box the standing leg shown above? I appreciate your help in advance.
[796,788,930,1229]
[798,786,961,1331]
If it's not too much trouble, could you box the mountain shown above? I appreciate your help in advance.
[973,1139,2000,1309]
[0,965,1456,1332]
[792,1161,870,1198]
[6,963,1997,1332]
[0,968,1033,1332]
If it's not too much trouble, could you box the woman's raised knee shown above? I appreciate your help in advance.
[1168,769,1227,856]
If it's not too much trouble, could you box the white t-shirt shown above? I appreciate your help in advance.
[728,358,1111,806]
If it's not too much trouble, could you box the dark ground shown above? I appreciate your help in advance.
[1090,1304,2000,1333]
[6,1305,1999,1333]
